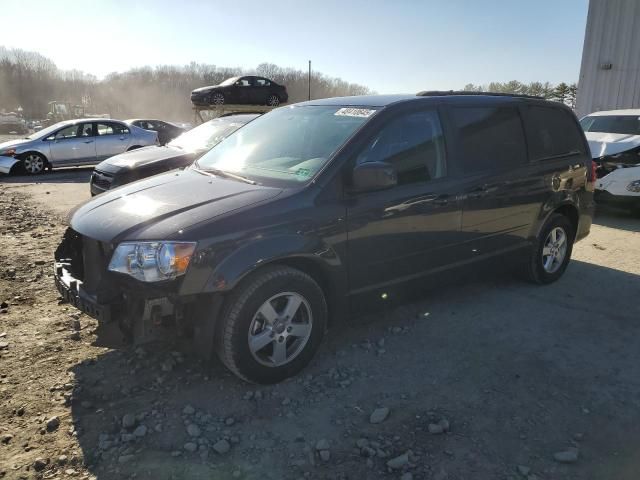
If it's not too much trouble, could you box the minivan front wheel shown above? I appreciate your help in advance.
[216,266,327,384]
[525,213,574,284]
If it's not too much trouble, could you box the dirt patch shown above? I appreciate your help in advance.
[1,182,640,480]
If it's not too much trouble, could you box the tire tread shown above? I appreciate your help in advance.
[217,265,325,383]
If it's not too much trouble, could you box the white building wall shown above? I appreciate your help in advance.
[576,0,640,118]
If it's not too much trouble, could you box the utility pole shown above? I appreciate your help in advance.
[308,60,311,100]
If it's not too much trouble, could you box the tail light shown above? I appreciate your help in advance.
[588,160,597,182]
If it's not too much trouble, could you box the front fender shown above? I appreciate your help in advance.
[0,155,20,174]
[196,234,343,294]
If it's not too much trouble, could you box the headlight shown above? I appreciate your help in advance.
[0,148,16,157]
[108,241,196,282]
[627,180,640,193]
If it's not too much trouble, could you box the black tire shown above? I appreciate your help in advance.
[21,152,47,175]
[266,94,280,107]
[210,92,225,105]
[216,265,327,384]
[524,213,575,284]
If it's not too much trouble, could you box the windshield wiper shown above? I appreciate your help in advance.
[193,166,256,185]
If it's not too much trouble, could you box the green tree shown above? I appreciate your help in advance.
[567,83,578,109]
[553,82,570,104]
[540,82,554,99]
[527,82,544,97]
[463,83,482,91]
[503,80,524,94]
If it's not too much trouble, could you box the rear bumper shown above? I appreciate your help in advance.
[0,155,19,174]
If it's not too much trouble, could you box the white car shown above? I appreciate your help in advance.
[580,109,640,212]
[0,119,159,175]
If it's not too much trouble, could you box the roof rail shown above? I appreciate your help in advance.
[416,90,545,100]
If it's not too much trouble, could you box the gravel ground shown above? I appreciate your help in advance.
[1,165,640,480]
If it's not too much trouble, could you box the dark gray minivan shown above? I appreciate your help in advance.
[55,92,595,384]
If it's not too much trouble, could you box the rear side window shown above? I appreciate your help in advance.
[525,106,585,160]
[97,123,130,135]
[451,107,527,174]
[356,110,447,184]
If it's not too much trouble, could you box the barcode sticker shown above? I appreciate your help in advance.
[335,108,376,118]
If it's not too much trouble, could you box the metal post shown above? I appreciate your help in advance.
[308,60,311,100]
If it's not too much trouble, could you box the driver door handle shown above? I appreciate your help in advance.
[414,193,450,206]
[433,194,450,206]
[83,140,94,144]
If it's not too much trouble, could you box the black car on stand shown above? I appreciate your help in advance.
[191,76,288,107]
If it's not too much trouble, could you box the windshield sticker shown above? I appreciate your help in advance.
[295,168,312,179]
[335,108,376,118]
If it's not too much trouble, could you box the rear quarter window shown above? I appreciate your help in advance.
[524,106,585,160]
[451,106,527,174]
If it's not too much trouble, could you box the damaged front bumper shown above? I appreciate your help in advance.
[0,155,20,174]
[53,228,223,354]
[54,262,113,322]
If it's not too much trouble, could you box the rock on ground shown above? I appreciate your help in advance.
[554,447,579,463]
[370,407,390,424]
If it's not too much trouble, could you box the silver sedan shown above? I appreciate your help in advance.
[0,119,158,174]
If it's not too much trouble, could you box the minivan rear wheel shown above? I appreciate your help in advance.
[216,266,327,384]
[525,213,574,284]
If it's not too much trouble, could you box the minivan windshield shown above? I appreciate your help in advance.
[196,105,376,185]
[580,115,640,135]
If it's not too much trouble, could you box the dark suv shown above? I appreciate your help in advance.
[54,93,594,384]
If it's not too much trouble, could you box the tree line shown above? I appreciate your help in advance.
[463,81,578,108]
[1,46,580,122]
[0,47,372,122]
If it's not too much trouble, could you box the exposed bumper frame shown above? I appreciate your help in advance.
[54,262,113,323]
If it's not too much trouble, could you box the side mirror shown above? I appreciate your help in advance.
[352,161,397,192]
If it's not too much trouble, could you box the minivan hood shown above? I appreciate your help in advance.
[70,168,283,243]
[95,145,193,174]
[586,131,640,158]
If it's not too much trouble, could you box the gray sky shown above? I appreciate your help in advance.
[1,0,589,92]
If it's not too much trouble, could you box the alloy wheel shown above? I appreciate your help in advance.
[542,226,567,273]
[23,154,44,174]
[212,93,225,105]
[247,292,313,367]
[267,95,280,107]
